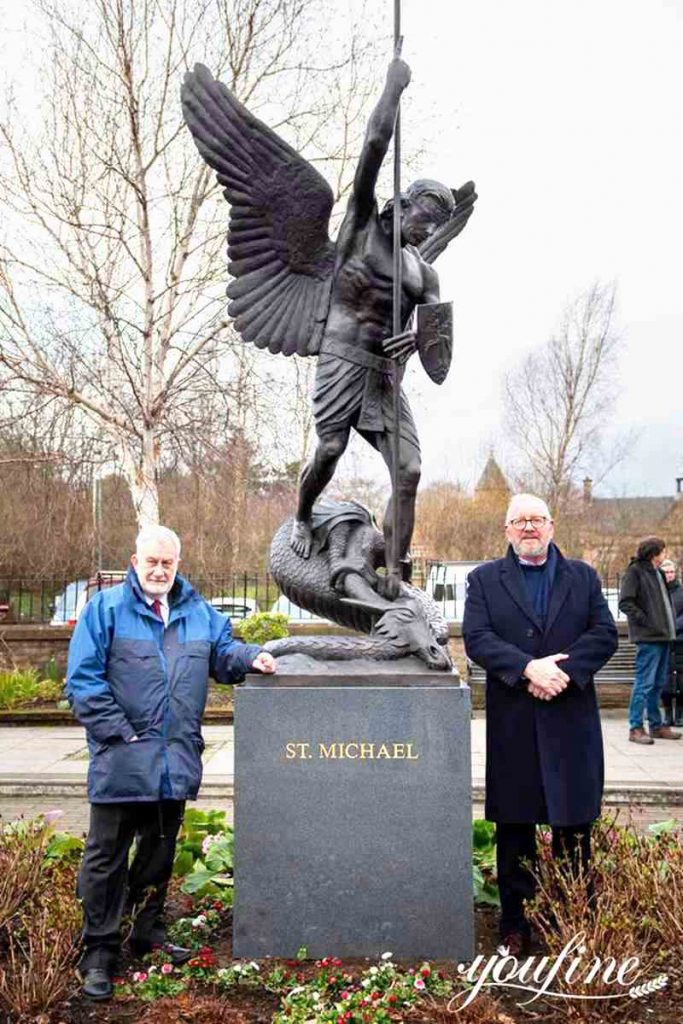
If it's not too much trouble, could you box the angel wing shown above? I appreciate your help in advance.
[418,181,478,265]
[181,64,336,356]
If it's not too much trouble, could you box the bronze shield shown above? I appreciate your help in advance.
[415,301,453,385]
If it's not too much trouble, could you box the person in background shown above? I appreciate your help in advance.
[66,525,276,1001]
[463,493,617,954]
[661,558,683,728]
[619,537,681,744]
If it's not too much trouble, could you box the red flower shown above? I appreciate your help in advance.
[332,958,343,967]
[329,976,337,985]
[420,966,431,978]
[388,994,398,1004]
[340,990,350,1000]
[371,990,381,1000]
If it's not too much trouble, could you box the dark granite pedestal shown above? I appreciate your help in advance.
[233,656,473,960]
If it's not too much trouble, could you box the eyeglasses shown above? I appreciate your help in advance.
[508,516,550,530]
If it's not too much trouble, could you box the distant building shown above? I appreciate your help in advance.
[578,475,683,576]
[474,452,510,503]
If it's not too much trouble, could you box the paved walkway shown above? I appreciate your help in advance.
[1,716,681,834]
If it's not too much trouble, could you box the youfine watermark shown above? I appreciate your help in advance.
[449,932,668,1011]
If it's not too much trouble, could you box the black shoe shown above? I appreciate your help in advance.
[129,939,193,966]
[81,968,113,1001]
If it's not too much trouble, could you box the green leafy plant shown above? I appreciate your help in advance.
[0,668,63,710]
[116,964,187,1002]
[44,830,85,864]
[472,818,500,906]
[180,833,234,898]
[215,959,265,991]
[173,808,229,876]
[272,953,456,1024]
[182,945,219,983]
[236,611,289,646]
[40,657,64,685]
[167,907,221,950]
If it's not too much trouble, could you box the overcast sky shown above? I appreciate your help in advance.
[3,1,682,499]
[392,0,683,497]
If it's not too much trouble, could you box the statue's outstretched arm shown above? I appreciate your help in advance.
[351,54,411,225]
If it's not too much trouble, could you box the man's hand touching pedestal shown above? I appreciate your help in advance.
[252,651,276,674]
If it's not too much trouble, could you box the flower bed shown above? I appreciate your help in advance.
[0,811,680,1024]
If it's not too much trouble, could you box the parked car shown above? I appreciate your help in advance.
[209,595,259,621]
[50,580,89,625]
[269,595,328,624]
[51,572,127,625]
[425,561,483,621]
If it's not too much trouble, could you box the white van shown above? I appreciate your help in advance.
[425,561,483,622]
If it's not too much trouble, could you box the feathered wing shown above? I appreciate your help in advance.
[418,181,478,265]
[181,64,336,356]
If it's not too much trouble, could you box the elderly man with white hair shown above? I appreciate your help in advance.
[463,493,617,954]
[67,525,275,1000]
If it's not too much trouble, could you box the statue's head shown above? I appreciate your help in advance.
[381,179,454,246]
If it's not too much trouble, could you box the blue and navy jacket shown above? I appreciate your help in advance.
[66,568,261,803]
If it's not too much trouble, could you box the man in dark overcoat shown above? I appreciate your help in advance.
[463,493,618,952]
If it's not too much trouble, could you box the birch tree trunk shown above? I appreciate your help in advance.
[0,0,380,528]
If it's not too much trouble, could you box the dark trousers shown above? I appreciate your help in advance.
[496,822,592,939]
[77,799,185,971]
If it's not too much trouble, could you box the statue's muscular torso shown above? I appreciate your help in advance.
[322,212,438,358]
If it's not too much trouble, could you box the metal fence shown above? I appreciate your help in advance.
[0,572,284,624]
[0,565,629,624]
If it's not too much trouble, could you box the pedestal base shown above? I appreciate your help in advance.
[233,661,473,960]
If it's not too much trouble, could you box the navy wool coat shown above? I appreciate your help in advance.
[462,545,618,826]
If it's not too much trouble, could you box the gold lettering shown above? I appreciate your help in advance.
[406,743,419,760]
[392,743,406,758]
[376,744,390,759]
[285,742,311,759]
[359,743,375,759]
[345,743,359,759]
[319,742,338,759]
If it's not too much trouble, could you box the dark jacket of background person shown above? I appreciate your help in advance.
[665,580,683,695]
[66,567,260,803]
[463,545,618,826]
[618,559,675,643]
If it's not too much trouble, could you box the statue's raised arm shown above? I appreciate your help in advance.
[347,54,412,231]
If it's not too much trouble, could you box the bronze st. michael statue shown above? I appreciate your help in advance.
[182,54,476,601]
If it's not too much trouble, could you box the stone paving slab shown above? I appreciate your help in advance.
[0,717,680,836]
[1,718,681,786]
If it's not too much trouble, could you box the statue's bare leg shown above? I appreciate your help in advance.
[375,433,421,600]
[292,429,350,557]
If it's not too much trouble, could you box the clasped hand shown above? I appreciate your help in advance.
[382,330,417,364]
[523,653,569,701]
